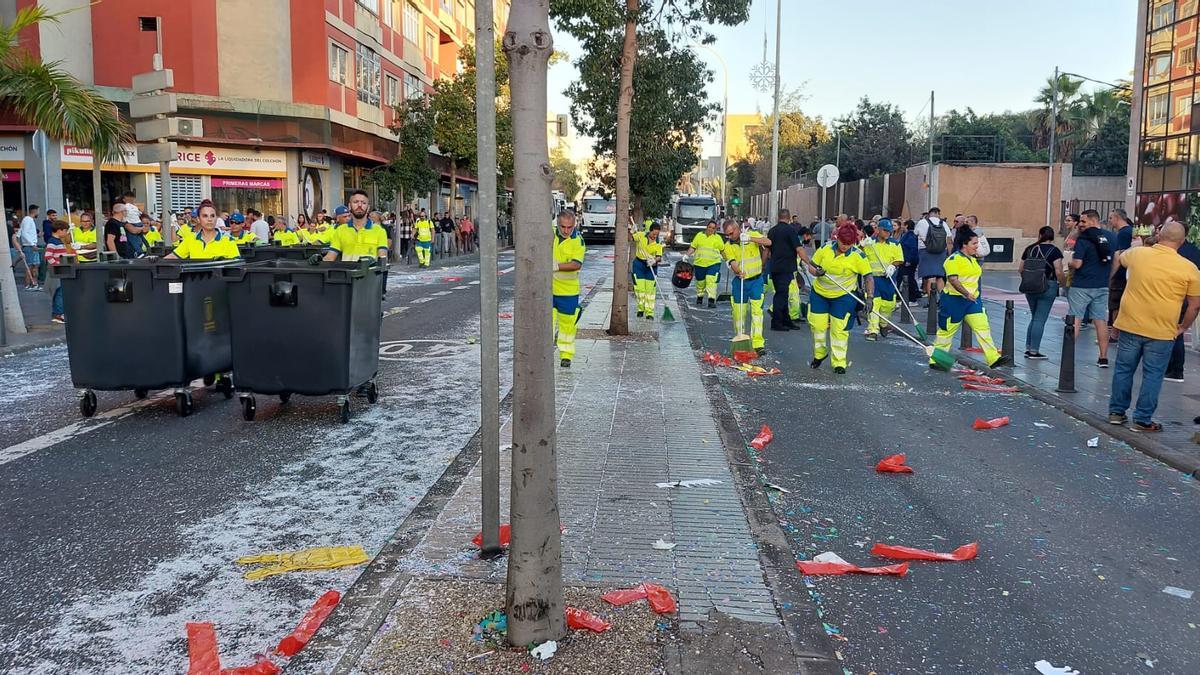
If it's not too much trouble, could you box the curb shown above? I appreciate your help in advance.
[0,333,66,358]
[956,352,1200,479]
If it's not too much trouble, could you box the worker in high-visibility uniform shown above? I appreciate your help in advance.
[71,212,98,262]
[934,228,1008,368]
[165,201,240,260]
[271,216,301,246]
[809,222,873,374]
[228,216,258,246]
[861,219,905,341]
[686,219,723,307]
[297,214,331,246]
[721,218,772,355]
[632,221,664,318]
[414,210,435,267]
[323,190,388,262]
[553,211,586,368]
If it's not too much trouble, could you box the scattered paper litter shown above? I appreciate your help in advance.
[1034,422,1052,428]
[656,479,722,488]
[530,641,557,660]
[1162,586,1194,600]
[812,551,850,565]
[1087,437,1099,448]
[764,483,790,493]
[1034,660,1079,675]
[651,539,677,550]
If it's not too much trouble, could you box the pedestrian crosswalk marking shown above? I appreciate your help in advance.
[432,291,452,296]
[411,297,434,304]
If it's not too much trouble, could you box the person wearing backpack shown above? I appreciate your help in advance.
[1068,209,1114,367]
[1018,226,1065,359]
[915,206,952,303]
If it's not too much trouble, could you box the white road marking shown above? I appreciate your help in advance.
[410,297,434,304]
[499,266,515,275]
[383,306,409,318]
[453,285,470,290]
[469,280,481,285]
[432,290,452,296]
[0,390,174,466]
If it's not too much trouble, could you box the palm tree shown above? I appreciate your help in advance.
[0,5,131,336]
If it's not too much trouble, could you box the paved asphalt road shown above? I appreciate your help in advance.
[674,272,1200,674]
[0,247,604,673]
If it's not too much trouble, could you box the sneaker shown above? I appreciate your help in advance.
[810,356,826,369]
[1131,420,1163,433]
[23,285,36,291]
[707,298,716,308]
[1164,375,1185,383]
[696,297,704,306]
[989,355,1012,368]
[864,332,879,341]
[1108,412,1127,425]
[1027,351,1049,360]
[755,347,766,357]
[833,366,846,375]
[51,315,65,324]
[1097,358,1109,368]
[560,358,571,368]
[770,323,791,332]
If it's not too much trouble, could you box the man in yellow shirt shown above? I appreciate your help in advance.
[721,218,772,355]
[71,212,98,262]
[632,221,664,318]
[413,208,435,267]
[229,216,258,246]
[553,211,586,367]
[323,191,388,262]
[861,219,905,340]
[1108,222,1200,431]
[686,219,724,307]
[809,222,872,373]
[270,216,300,247]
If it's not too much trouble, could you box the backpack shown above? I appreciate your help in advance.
[1019,244,1049,294]
[1079,227,1112,264]
[924,219,947,254]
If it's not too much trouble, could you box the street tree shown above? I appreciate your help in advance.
[0,5,131,336]
[370,95,439,207]
[502,0,564,647]
[826,97,912,181]
[549,146,581,200]
[552,0,750,335]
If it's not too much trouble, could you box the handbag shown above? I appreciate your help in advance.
[1019,244,1050,294]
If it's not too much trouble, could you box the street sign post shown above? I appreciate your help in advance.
[816,164,839,235]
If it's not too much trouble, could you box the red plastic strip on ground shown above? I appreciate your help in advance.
[565,606,611,633]
[641,583,677,614]
[471,523,512,548]
[963,346,984,353]
[601,587,648,606]
[963,383,1020,393]
[498,313,513,319]
[875,453,914,473]
[443,276,462,282]
[746,368,781,377]
[221,656,282,675]
[957,374,1006,385]
[870,542,978,561]
[795,561,909,576]
[733,350,758,363]
[971,416,1011,430]
[276,591,341,657]
[187,622,222,675]
[750,425,774,450]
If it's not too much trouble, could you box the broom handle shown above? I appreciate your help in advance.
[821,272,929,351]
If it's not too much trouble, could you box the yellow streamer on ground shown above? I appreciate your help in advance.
[236,545,369,580]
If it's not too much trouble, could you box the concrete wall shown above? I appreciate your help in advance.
[903,164,931,220]
[935,163,1066,239]
[217,0,293,102]
[1066,175,1125,201]
[38,0,93,85]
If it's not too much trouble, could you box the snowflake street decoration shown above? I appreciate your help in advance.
[749,60,775,93]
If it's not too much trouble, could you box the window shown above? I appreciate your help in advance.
[330,42,349,84]
[1150,91,1171,127]
[356,43,382,106]
[386,74,399,107]
[1183,0,1200,21]
[404,72,423,99]
[1165,134,1189,191]
[440,0,452,13]
[383,0,393,26]
[356,0,378,13]
[404,2,419,42]
[425,30,436,60]
[1141,139,1166,192]
[457,0,466,24]
[1152,0,1175,30]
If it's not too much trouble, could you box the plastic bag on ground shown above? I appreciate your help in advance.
[641,583,677,614]
[875,453,913,473]
[187,622,222,675]
[750,425,773,450]
[796,560,909,576]
[601,586,647,606]
[276,590,341,657]
[972,416,1010,430]
[471,523,512,548]
[871,542,978,561]
[565,606,611,633]
[732,350,758,363]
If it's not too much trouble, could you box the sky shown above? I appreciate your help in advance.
[546,0,1137,160]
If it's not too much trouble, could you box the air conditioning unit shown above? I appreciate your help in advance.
[176,117,203,137]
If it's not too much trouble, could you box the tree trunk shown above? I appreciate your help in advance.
[0,181,28,336]
[609,0,638,336]
[502,0,564,646]
[449,157,458,218]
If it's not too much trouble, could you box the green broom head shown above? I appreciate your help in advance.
[661,305,674,321]
[731,333,755,360]
[929,347,956,371]
[914,324,929,341]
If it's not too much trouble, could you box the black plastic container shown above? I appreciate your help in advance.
[221,257,384,423]
[237,244,328,264]
[52,257,240,417]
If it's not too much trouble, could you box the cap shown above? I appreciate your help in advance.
[230,212,245,224]
[334,205,350,216]
[877,219,894,232]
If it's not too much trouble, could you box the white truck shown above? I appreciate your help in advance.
[670,194,719,248]
[580,195,616,243]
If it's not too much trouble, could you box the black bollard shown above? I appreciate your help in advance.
[926,288,940,340]
[899,298,914,325]
[1001,300,1015,361]
[1056,314,1076,393]
[960,321,973,349]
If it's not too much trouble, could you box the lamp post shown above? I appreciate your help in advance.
[767,0,782,225]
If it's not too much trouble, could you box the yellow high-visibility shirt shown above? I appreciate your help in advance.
[230,231,258,246]
[272,230,301,247]
[689,232,724,267]
[633,231,663,262]
[943,251,983,297]
[172,231,240,260]
[144,228,163,246]
[300,228,332,245]
[553,230,586,296]
[811,241,871,299]
[71,226,97,261]
[721,239,765,278]
[329,222,388,261]
[414,219,435,243]
[862,239,903,276]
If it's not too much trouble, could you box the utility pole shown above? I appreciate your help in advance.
[927,90,934,210]
[1046,67,1058,230]
[1127,3,1148,215]
[835,127,841,170]
[502,0,564,646]
[475,0,501,558]
[767,0,782,225]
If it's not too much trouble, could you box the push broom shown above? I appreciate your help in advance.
[821,272,955,371]
[730,234,755,359]
[866,244,927,341]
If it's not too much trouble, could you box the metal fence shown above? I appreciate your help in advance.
[1059,199,1127,233]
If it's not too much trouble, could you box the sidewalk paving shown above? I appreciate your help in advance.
[1,270,64,355]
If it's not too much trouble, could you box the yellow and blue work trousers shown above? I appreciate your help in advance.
[934,294,1000,365]
[633,258,657,316]
[553,294,581,359]
[694,263,721,301]
[809,292,857,368]
[867,276,898,335]
[731,274,765,349]
[415,240,431,266]
[788,278,803,320]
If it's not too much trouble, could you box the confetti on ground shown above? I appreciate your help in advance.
[972,416,1011,430]
[655,479,722,488]
[1162,586,1194,600]
[1087,437,1099,448]
[1034,660,1080,675]
[651,539,676,551]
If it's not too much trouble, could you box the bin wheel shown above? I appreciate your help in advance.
[134,388,148,400]
[366,381,378,404]
[80,390,98,418]
[339,398,351,424]
[279,393,291,404]
[241,396,256,421]
[175,392,194,417]
[203,374,215,387]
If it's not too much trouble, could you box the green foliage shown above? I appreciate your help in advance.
[828,97,912,181]
[429,42,514,180]
[373,96,438,202]
[552,0,750,41]
[550,147,581,199]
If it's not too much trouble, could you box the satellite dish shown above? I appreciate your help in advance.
[816,164,840,189]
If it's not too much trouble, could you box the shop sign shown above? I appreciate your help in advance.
[61,144,286,177]
[301,150,330,170]
[0,136,25,166]
[212,177,283,189]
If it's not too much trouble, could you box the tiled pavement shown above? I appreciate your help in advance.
[399,280,779,627]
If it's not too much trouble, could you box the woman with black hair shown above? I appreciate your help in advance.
[1018,226,1065,359]
[932,228,1008,369]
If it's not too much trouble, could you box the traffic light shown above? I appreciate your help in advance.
[731,195,741,205]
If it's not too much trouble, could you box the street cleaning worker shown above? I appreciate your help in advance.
[323,190,388,262]
[632,221,664,318]
[553,210,586,368]
[228,215,258,246]
[861,219,904,341]
[271,216,300,246]
[686,219,723,307]
[70,211,98,262]
[165,200,239,260]
[809,221,873,374]
[414,210,435,267]
[934,228,1009,369]
[722,218,772,356]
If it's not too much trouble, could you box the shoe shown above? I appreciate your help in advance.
[708,298,716,308]
[833,366,846,375]
[1097,358,1109,368]
[755,347,766,356]
[1164,375,1185,383]
[560,358,571,368]
[864,332,879,341]
[770,323,791,332]
[636,311,644,318]
[696,297,704,306]
[989,355,1012,368]
[1108,412,1127,425]
[787,319,804,328]
[1026,351,1048,360]
[1131,421,1163,433]
[51,315,65,324]
[810,356,826,369]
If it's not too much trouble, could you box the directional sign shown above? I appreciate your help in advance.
[816,164,840,189]
[132,69,174,95]
[129,93,177,119]
[136,141,177,164]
